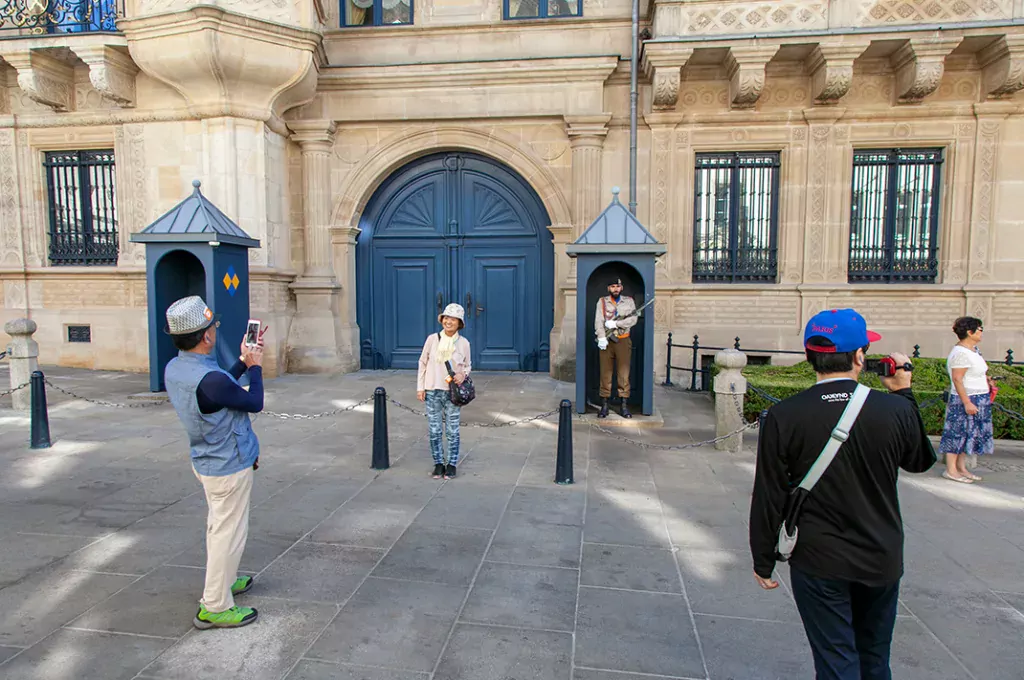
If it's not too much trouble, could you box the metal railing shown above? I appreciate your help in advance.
[663,332,804,391]
[0,0,123,35]
[44,149,118,266]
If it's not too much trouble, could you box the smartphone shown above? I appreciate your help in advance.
[865,357,913,377]
[245,319,261,347]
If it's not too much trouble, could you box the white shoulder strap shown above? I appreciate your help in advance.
[798,384,870,492]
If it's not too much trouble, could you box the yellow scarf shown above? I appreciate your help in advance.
[436,331,459,365]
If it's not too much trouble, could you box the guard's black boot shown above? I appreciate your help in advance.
[598,399,609,418]
[620,402,632,419]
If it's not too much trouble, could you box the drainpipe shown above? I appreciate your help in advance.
[628,0,639,216]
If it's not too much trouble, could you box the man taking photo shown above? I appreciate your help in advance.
[749,308,937,679]
[164,296,266,630]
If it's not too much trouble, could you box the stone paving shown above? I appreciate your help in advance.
[0,363,1022,680]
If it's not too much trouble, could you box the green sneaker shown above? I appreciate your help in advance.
[193,605,258,630]
[231,575,254,596]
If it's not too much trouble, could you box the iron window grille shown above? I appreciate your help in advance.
[44,150,118,266]
[692,152,780,283]
[340,0,412,26]
[0,0,122,35]
[503,0,582,19]
[848,148,943,283]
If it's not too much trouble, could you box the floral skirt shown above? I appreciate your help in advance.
[938,393,994,455]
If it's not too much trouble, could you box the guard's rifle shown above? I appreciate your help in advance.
[605,296,656,343]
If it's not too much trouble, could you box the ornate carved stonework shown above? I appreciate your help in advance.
[969,119,1002,282]
[70,46,138,108]
[891,39,960,104]
[16,131,42,267]
[5,50,74,112]
[658,1,828,37]
[0,129,23,267]
[806,44,869,105]
[565,115,611,233]
[115,124,149,264]
[641,47,693,111]
[653,68,682,110]
[855,0,1012,26]
[803,125,832,283]
[978,35,1024,100]
[726,46,778,109]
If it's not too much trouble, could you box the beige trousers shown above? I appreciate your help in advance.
[193,466,253,613]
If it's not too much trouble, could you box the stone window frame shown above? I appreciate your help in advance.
[503,0,583,21]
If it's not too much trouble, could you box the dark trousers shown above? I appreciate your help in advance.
[790,566,900,680]
[599,335,631,399]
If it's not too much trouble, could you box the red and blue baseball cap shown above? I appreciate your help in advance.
[804,309,881,353]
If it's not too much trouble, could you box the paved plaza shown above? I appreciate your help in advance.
[0,363,1022,680]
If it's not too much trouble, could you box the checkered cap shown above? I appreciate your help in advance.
[165,296,217,335]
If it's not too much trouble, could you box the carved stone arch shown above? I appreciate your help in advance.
[331,126,573,234]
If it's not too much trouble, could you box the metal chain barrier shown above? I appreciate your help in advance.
[387,396,559,428]
[0,350,7,361]
[262,396,374,421]
[0,382,29,399]
[43,378,165,409]
[992,401,1024,422]
[746,384,781,405]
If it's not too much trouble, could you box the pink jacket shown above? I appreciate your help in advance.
[417,332,472,391]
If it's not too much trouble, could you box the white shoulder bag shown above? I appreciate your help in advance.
[776,383,870,561]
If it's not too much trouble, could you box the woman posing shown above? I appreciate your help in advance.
[938,316,995,483]
[417,303,472,480]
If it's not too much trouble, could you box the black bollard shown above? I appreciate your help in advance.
[371,386,390,470]
[554,399,573,485]
[30,370,51,449]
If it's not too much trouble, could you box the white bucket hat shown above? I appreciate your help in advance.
[165,295,219,335]
[438,303,465,328]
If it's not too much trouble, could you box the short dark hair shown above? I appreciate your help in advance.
[805,337,868,375]
[172,328,207,352]
[952,316,983,340]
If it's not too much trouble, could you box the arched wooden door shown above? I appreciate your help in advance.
[357,152,554,371]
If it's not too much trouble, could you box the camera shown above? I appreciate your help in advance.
[865,357,913,377]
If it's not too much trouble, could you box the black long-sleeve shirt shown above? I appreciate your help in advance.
[196,360,263,415]
[749,380,937,585]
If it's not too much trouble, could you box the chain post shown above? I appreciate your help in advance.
[734,337,741,350]
[912,345,920,359]
[30,371,51,449]
[1006,349,1014,366]
[664,332,673,386]
[371,386,390,470]
[690,335,699,391]
[554,399,574,485]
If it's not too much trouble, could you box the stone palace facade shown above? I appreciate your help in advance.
[1,0,1023,380]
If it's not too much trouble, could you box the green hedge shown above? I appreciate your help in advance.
[736,358,1024,440]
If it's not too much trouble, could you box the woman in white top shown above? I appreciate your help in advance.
[938,316,995,483]
[417,303,471,480]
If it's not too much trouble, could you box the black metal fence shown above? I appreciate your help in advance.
[664,333,1023,392]
[692,152,780,283]
[848,148,942,283]
[44,150,118,266]
[0,0,122,34]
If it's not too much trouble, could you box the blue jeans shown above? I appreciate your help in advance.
[426,389,461,466]
[790,566,900,680]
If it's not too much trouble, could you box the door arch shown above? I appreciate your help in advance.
[357,151,554,371]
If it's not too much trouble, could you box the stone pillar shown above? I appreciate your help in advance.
[713,349,747,452]
[565,115,611,236]
[4,318,39,412]
[287,120,346,373]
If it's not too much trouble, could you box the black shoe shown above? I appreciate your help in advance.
[444,464,457,479]
[432,463,445,479]
[620,403,632,419]
[598,399,609,418]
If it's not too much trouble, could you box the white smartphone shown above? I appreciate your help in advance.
[245,319,261,347]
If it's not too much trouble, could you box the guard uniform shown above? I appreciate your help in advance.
[595,291,638,400]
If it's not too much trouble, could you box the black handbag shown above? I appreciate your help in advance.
[438,332,475,406]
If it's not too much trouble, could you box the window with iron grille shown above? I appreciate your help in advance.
[44,150,118,266]
[848,149,942,283]
[692,152,780,283]
[503,0,582,19]
[340,0,412,26]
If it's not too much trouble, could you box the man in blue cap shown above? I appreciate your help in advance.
[749,309,936,680]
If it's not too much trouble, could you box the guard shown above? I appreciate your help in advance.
[595,278,637,418]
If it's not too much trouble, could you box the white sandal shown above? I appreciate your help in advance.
[942,471,974,484]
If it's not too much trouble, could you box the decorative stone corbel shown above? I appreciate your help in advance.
[3,49,74,112]
[978,35,1024,100]
[641,46,693,111]
[725,46,778,109]
[806,43,869,106]
[70,45,138,108]
[891,38,961,104]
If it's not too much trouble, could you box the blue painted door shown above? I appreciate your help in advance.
[358,152,552,371]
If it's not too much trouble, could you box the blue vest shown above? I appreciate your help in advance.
[165,351,259,477]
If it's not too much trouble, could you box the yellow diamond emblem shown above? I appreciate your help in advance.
[222,273,232,290]
[231,274,240,289]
